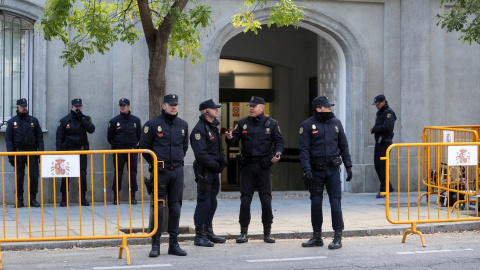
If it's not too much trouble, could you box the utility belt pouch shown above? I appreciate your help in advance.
[330,156,343,168]
[260,156,273,168]
[236,153,246,167]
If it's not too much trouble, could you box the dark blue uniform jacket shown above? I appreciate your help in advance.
[190,115,227,172]
[372,102,396,143]
[107,112,141,148]
[226,113,285,158]
[5,112,44,151]
[139,112,188,167]
[56,111,95,150]
[299,112,352,171]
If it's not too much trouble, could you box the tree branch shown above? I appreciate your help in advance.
[137,0,156,48]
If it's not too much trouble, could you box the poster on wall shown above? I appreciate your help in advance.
[447,146,478,166]
[41,155,80,178]
[443,131,454,143]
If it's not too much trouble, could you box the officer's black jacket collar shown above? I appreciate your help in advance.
[379,102,389,112]
[199,115,220,127]
[161,109,178,124]
[16,110,29,120]
[250,112,265,123]
[314,111,335,123]
[121,111,130,119]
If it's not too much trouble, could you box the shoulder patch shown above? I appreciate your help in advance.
[195,133,201,140]
[108,123,111,128]
[144,126,149,133]
[299,127,303,134]
[335,126,339,133]
[58,122,61,127]
[278,125,281,133]
[89,117,92,122]
[387,113,391,118]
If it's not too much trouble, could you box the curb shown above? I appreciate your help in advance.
[1,222,479,251]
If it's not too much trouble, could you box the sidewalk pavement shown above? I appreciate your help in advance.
[1,191,480,251]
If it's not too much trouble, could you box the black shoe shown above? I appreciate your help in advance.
[17,198,24,208]
[168,236,187,256]
[236,227,248,243]
[194,226,214,247]
[376,193,385,198]
[149,236,160,257]
[30,199,40,207]
[60,201,67,207]
[328,230,342,249]
[131,192,138,205]
[263,224,275,243]
[81,195,90,206]
[205,225,226,244]
[302,230,323,247]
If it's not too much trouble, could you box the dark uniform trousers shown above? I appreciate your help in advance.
[193,170,220,227]
[112,145,138,193]
[149,166,184,237]
[60,146,87,194]
[310,166,344,231]
[374,141,393,192]
[239,163,273,227]
[14,149,39,198]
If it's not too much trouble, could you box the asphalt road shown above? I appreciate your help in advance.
[3,231,480,269]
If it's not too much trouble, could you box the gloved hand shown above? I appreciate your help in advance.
[148,163,153,173]
[61,142,68,151]
[8,156,15,167]
[303,169,313,189]
[75,109,84,119]
[346,166,353,182]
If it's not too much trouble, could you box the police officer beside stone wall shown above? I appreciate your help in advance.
[190,99,228,247]
[107,98,141,205]
[140,94,188,258]
[56,98,95,207]
[5,98,44,208]
[371,94,396,198]
[225,96,285,244]
[299,96,352,250]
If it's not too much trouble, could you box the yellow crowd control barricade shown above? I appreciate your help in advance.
[0,149,165,268]
[382,142,480,247]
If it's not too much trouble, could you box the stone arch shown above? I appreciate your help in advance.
[206,7,367,164]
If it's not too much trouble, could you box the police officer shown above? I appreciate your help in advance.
[225,96,285,244]
[371,94,396,198]
[140,94,188,257]
[5,98,43,208]
[299,96,352,250]
[107,98,141,205]
[190,99,228,247]
[56,98,95,207]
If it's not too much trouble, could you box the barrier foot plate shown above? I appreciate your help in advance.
[119,238,131,265]
[402,223,426,247]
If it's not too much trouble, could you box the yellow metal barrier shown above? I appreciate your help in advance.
[0,149,165,268]
[382,142,480,247]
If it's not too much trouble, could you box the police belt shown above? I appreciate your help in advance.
[66,143,88,150]
[244,156,270,164]
[15,146,37,151]
[161,164,183,170]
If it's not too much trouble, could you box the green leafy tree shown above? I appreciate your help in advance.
[437,0,480,44]
[40,0,304,118]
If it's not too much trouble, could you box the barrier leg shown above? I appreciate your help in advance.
[0,241,3,269]
[118,237,131,265]
[402,223,426,247]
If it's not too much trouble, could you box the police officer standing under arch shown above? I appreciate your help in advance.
[190,99,228,247]
[107,98,141,205]
[299,96,352,250]
[140,94,188,257]
[56,98,95,207]
[371,94,396,198]
[5,98,43,208]
[225,96,285,244]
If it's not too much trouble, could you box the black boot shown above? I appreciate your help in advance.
[30,196,40,207]
[236,226,248,243]
[131,191,138,205]
[205,225,226,243]
[148,235,160,257]
[17,196,24,208]
[81,193,90,206]
[113,193,118,205]
[302,229,323,247]
[328,230,342,249]
[60,193,67,207]
[263,224,275,243]
[194,226,214,247]
[168,235,187,256]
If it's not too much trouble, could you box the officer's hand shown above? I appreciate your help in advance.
[346,166,353,182]
[61,142,68,151]
[76,109,84,119]
[8,156,15,167]
[148,163,153,173]
[303,169,312,189]
[225,127,233,139]
[271,152,282,163]
[370,127,373,134]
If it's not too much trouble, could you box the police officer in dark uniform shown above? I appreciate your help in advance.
[371,94,396,198]
[140,94,188,257]
[299,96,352,250]
[190,99,228,247]
[5,98,43,208]
[225,96,285,244]
[107,98,142,205]
[56,98,95,207]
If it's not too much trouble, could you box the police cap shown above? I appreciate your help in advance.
[164,94,179,105]
[119,98,130,106]
[71,98,83,106]
[17,98,28,106]
[372,94,386,105]
[199,99,221,111]
[247,96,265,106]
[312,96,334,108]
